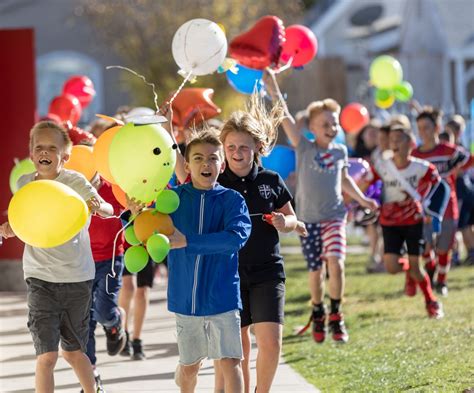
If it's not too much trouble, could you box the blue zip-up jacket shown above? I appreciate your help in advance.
[167,183,252,316]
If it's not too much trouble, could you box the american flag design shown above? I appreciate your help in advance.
[314,152,336,172]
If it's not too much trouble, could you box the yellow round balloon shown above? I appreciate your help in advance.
[375,94,395,109]
[8,180,89,248]
[64,145,96,181]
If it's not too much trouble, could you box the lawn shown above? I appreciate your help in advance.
[281,236,474,393]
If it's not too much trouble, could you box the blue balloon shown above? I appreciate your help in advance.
[334,126,346,144]
[226,64,263,95]
[261,145,295,180]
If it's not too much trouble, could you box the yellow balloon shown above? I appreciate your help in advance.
[8,180,88,248]
[64,145,96,181]
[375,94,395,109]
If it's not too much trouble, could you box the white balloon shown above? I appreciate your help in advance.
[172,19,227,76]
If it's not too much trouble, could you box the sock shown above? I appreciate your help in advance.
[417,273,436,303]
[437,253,450,284]
[312,302,325,318]
[406,271,416,286]
[330,298,341,314]
[423,251,436,272]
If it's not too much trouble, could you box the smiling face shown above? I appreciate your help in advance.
[389,130,411,159]
[185,142,225,190]
[30,128,70,179]
[223,131,259,177]
[416,117,438,146]
[309,110,339,148]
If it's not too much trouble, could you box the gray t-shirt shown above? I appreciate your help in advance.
[295,138,348,222]
[18,169,98,283]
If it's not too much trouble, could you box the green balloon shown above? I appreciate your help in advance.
[9,158,35,194]
[124,245,149,273]
[109,123,177,203]
[375,88,393,102]
[124,225,140,246]
[370,55,403,89]
[147,233,170,263]
[393,81,413,102]
[155,189,180,214]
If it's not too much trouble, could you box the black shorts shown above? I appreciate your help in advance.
[122,258,158,288]
[240,279,285,328]
[382,223,425,256]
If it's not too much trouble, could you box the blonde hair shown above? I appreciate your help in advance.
[220,93,285,163]
[446,114,466,133]
[389,114,411,129]
[307,98,341,121]
[184,127,223,162]
[29,121,72,153]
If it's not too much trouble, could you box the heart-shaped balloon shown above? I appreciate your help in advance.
[230,16,285,70]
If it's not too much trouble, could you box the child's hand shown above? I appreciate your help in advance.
[126,195,145,216]
[168,227,187,249]
[360,197,379,212]
[295,221,309,238]
[269,212,286,232]
[262,70,278,99]
[86,196,101,214]
[0,222,15,238]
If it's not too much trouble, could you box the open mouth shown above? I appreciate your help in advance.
[325,132,337,139]
[201,171,212,178]
[39,158,52,165]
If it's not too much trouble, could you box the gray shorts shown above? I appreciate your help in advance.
[423,219,457,252]
[26,278,93,355]
[175,310,242,365]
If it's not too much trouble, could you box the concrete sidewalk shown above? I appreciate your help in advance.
[0,282,319,393]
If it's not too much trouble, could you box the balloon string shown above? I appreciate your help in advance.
[274,56,294,74]
[167,71,193,106]
[266,68,295,124]
[106,65,160,114]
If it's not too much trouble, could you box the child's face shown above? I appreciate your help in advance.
[223,131,259,175]
[185,143,225,190]
[30,129,69,178]
[389,130,411,158]
[308,111,339,147]
[417,118,438,144]
[378,131,390,151]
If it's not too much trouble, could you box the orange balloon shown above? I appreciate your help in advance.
[134,209,174,243]
[64,145,96,180]
[92,125,122,183]
[170,88,221,129]
[111,183,127,208]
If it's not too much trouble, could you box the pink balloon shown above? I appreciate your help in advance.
[62,75,96,109]
[340,103,370,134]
[279,25,318,67]
[48,94,82,126]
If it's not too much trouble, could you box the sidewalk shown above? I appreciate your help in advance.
[0,282,319,393]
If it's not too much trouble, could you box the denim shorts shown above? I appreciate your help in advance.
[175,310,242,365]
[26,278,93,355]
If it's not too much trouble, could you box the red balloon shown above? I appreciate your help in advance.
[230,16,285,70]
[63,122,97,146]
[62,75,96,109]
[340,103,370,134]
[170,88,221,129]
[48,94,82,126]
[280,25,318,67]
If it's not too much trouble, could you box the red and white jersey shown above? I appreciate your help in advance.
[412,143,472,220]
[370,157,440,226]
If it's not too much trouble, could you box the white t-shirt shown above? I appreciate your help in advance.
[17,169,98,283]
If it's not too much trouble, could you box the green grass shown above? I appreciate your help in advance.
[281,236,474,393]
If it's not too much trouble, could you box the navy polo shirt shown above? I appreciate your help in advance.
[218,163,293,286]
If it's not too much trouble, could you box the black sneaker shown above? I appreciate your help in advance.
[435,282,448,297]
[132,338,146,360]
[120,330,132,357]
[328,312,349,343]
[104,308,126,356]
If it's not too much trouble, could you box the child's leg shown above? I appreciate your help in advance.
[219,358,244,393]
[36,351,58,393]
[119,273,136,333]
[383,254,405,274]
[62,350,95,393]
[177,362,202,393]
[214,359,225,393]
[253,322,282,393]
[240,326,251,393]
[308,269,325,305]
[434,219,457,291]
[327,256,344,300]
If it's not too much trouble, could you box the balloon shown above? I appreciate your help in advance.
[66,124,96,146]
[369,55,403,89]
[340,103,370,134]
[279,25,318,67]
[146,233,170,263]
[124,225,140,246]
[347,158,370,183]
[226,64,263,95]
[124,245,149,273]
[375,93,395,109]
[334,126,346,145]
[375,88,393,102]
[155,190,180,214]
[48,94,82,126]
[93,125,122,183]
[171,88,221,129]
[261,145,295,180]
[109,123,177,203]
[133,209,175,243]
[394,81,413,102]
[229,16,285,70]
[111,183,127,209]
[64,145,96,181]
[62,75,96,109]
[8,180,88,248]
[9,158,35,194]
[172,18,228,76]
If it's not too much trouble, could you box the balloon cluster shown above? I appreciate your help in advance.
[369,55,413,109]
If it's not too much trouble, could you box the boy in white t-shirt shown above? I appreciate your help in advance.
[0,121,113,393]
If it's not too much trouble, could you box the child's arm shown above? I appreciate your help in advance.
[87,196,114,218]
[263,71,302,147]
[0,222,15,239]
[341,168,378,211]
[271,201,298,233]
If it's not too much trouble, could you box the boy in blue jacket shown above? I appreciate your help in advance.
[167,129,252,393]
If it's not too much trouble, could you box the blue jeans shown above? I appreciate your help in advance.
[86,257,124,365]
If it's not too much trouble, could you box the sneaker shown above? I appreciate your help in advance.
[104,307,126,356]
[426,300,444,319]
[132,338,146,360]
[435,282,448,297]
[120,330,132,357]
[80,374,105,393]
[404,275,417,297]
[311,313,326,343]
[328,312,349,343]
